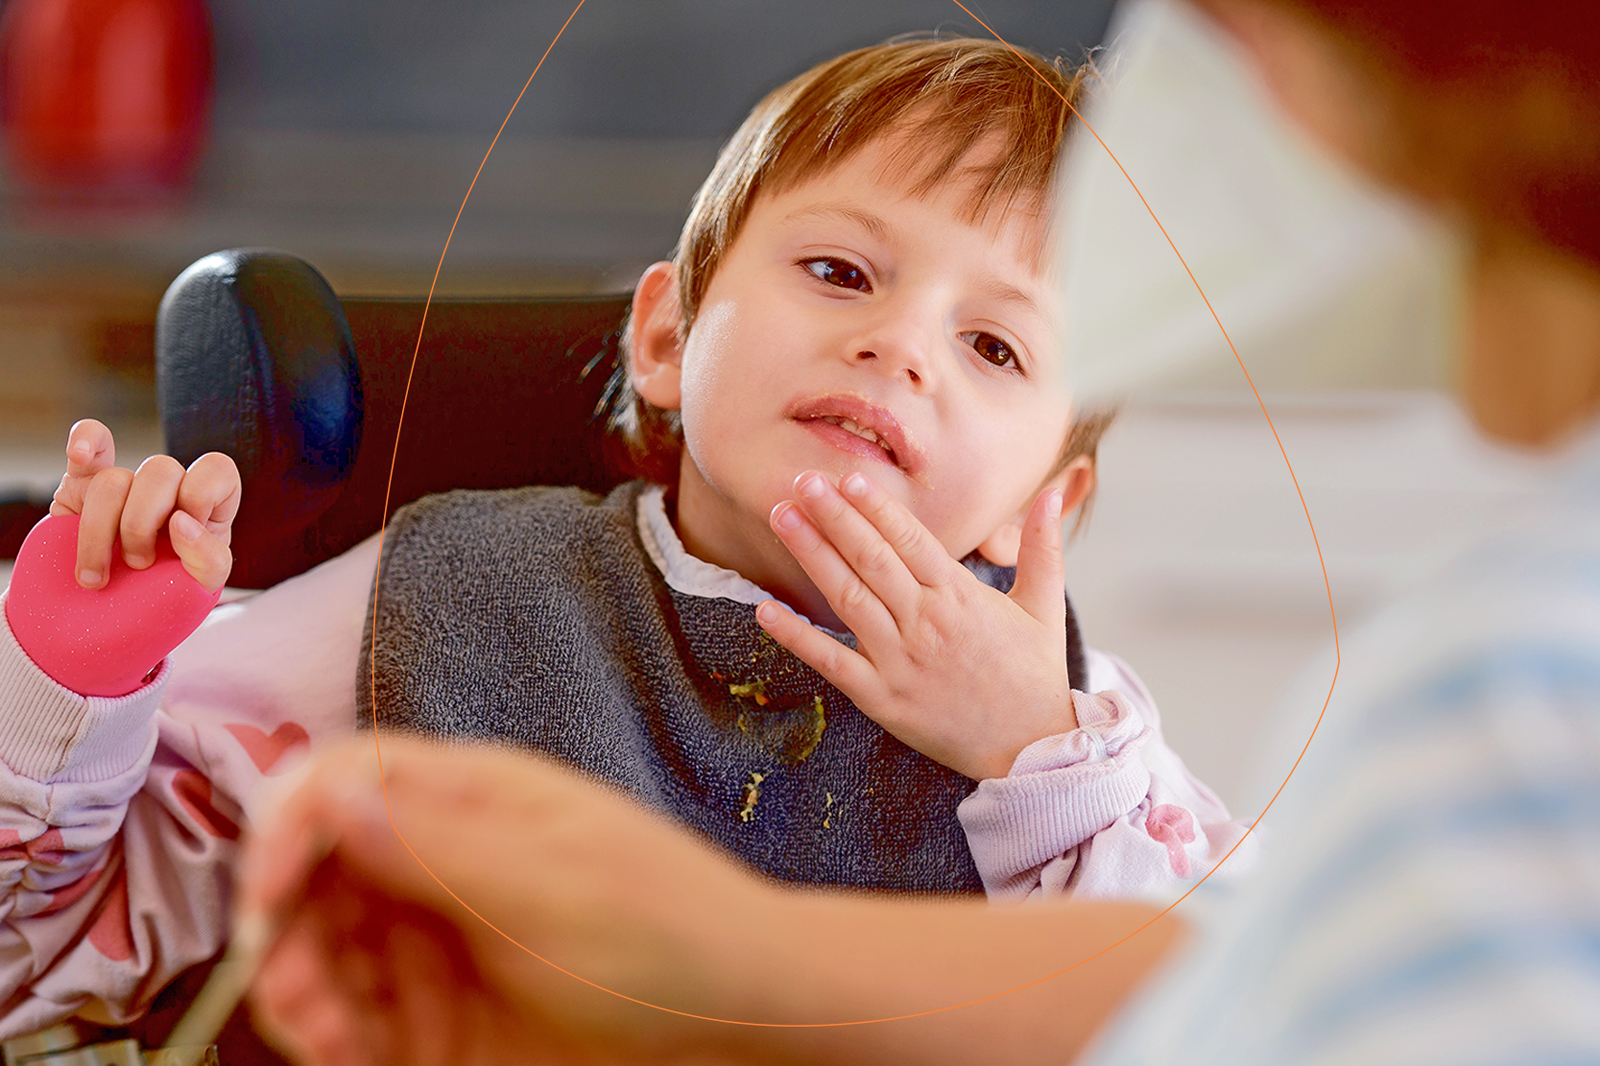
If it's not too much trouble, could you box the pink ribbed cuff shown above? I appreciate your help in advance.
[959,690,1153,893]
[0,590,167,784]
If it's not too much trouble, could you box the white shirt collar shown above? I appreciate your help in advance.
[635,483,781,609]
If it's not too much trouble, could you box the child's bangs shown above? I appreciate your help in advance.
[764,51,1082,230]
[674,38,1089,324]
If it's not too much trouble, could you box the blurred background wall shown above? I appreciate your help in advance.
[0,0,1112,433]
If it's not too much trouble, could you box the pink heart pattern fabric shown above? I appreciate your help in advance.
[224,722,311,775]
[4,514,219,698]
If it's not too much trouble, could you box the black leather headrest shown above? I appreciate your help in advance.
[155,247,364,550]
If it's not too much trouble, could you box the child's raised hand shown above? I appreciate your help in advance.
[50,418,240,592]
[758,470,1078,781]
[3,420,242,697]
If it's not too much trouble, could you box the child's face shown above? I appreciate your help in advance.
[631,134,1081,616]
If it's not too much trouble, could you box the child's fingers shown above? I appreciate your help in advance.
[119,455,186,568]
[176,452,243,542]
[1008,488,1067,629]
[50,478,85,519]
[836,471,958,588]
[169,509,234,592]
[74,467,135,588]
[788,471,924,618]
[65,419,115,476]
[769,499,897,644]
[754,599,880,702]
[50,419,117,517]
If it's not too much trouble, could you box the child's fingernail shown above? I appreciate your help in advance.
[78,569,101,587]
[756,602,778,625]
[172,511,202,539]
[798,473,826,499]
[124,553,150,569]
[1047,490,1063,520]
[774,503,803,530]
[843,473,869,498]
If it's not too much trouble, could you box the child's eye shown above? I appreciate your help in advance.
[961,331,1020,370]
[803,257,871,292]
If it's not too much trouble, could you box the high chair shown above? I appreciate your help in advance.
[155,247,633,589]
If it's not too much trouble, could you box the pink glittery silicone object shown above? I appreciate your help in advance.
[5,514,220,697]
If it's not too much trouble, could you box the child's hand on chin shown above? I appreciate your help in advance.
[49,417,240,593]
[759,470,1078,781]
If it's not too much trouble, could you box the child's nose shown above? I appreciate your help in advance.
[848,316,939,388]
[853,347,925,386]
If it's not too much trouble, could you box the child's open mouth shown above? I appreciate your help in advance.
[816,416,897,464]
[786,393,926,481]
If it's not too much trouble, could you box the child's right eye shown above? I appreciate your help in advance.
[803,257,872,292]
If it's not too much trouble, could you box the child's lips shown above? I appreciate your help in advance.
[802,418,903,472]
[786,393,928,481]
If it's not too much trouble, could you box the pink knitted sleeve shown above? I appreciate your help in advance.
[0,534,377,1038]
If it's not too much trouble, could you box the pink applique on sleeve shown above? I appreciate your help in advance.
[23,829,66,866]
[224,722,310,775]
[87,874,133,961]
[1146,803,1197,878]
[38,866,103,917]
[170,770,241,841]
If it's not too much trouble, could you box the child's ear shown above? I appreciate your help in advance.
[975,456,1097,569]
[629,261,684,411]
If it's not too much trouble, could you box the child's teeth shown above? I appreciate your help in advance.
[836,418,882,446]
[819,415,893,457]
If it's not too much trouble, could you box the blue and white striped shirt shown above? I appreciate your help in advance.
[1084,432,1600,1065]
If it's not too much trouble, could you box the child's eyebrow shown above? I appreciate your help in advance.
[977,277,1043,317]
[783,204,892,244]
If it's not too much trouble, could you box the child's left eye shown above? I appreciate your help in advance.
[803,258,871,292]
[961,331,1019,370]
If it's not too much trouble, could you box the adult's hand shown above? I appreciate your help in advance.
[242,736,765,1065]
[241,736,1185,1066]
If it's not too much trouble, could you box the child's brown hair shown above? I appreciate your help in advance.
[607,35,1113,522]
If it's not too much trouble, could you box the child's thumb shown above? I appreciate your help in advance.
[1008,488,1067,628]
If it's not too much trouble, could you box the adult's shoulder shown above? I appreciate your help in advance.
[1084,498,1600,1066]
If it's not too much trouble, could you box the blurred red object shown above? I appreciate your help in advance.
[0,0,212,198]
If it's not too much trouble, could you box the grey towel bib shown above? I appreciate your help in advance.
[361,480,1084,894]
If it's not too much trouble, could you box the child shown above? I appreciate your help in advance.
[0,37,1247,1036]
